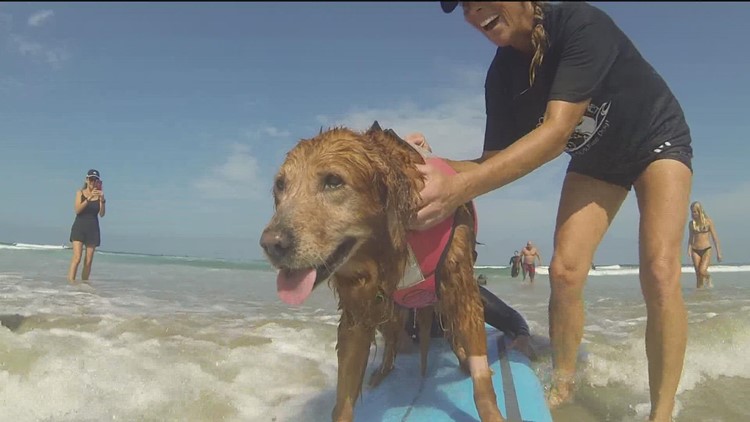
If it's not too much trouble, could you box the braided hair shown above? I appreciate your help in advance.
[528,1,549,87]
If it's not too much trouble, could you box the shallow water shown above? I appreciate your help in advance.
[1,244,748,421]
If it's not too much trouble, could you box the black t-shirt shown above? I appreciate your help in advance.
[483,2,691,169]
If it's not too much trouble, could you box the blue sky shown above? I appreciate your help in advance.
[1,2,749,264]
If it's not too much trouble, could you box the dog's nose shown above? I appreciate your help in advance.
[260,228,294,261]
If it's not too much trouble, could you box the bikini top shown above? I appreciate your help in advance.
[690,220,710,234]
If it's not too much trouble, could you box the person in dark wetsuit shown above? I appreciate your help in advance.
[405,2,694,417]
[509,250,521,278]
[404,247,535,360]
[67,169,107,283]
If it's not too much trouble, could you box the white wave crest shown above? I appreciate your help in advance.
[0,243,69,250]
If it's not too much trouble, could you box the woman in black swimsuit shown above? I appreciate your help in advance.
[67,169,107,283]
[687,201,722,288]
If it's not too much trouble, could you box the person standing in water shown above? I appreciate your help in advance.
[520,241,542,284]
[67,169,106,283]
[687,201,722,288]
[406,2,694,418]
[509,250,522,278]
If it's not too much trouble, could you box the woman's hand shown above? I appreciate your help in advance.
[89,189,102,201]
[412,162,466,231]
[405,132,432,154]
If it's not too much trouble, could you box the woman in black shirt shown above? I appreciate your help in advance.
[409,3,692,420]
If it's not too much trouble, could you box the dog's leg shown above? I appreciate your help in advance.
[437,208,505,422]
[332,311,377,422]
[333,276,399,422]
[416,306,434,377]
[368,306,403,388]
[443,318,470,374]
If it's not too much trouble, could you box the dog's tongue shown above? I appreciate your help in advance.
[277,268,317,306]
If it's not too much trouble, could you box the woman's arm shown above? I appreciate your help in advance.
[709,218,721,261]
[686,226,694,258]
[413,99,590,230]
[74,190,89,214]
[99,196,106,218]
[459,99,590,201]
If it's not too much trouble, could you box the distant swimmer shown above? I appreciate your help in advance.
[476,273,487,285]
[509,250,522,278]
[687,201,722,288]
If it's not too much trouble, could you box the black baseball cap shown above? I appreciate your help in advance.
[441,1,459,13]
[86,169,102,180]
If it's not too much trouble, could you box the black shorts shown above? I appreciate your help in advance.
[566,133,693,190]
[70,218,101,247]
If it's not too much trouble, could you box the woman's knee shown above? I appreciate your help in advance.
[640,255,683,304]
[549,255,587,297]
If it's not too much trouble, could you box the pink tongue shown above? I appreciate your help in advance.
[277,268,317,306]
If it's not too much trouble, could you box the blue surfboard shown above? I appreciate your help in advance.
[357,325,552,422]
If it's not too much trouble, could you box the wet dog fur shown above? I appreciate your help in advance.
[260,123,503,421]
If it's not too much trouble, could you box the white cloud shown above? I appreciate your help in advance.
[315,67,488,161]
[28,10,54,27]
[193,143,267,200]
[9,34,69,68]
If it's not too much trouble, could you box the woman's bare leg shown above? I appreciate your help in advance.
[690,250,702,288]
[82,245,96,281]
[633,159,691,422]
[698,250,713,288]
[67,241,83,283]
[548,172,628,406]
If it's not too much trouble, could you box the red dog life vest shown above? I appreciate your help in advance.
[391,157,479,309]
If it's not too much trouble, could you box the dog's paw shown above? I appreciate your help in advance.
[368,366,393,388]
[475,399,504,422]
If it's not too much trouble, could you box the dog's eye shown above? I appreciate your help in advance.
[274,177,286,192]
[323,173,344,190]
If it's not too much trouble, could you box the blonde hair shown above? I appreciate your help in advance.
[529,1,548,87]
[690,201,710,232]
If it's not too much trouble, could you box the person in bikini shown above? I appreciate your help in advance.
[687,201,722,288]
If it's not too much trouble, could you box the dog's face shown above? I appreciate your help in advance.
[260,127,415,306]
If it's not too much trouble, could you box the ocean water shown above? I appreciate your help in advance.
[1,243,749,422]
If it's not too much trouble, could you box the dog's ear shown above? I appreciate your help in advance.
[364,131,420,253]
[368,121,383,134]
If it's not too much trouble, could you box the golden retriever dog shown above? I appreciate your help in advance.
[259,122,504,422]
